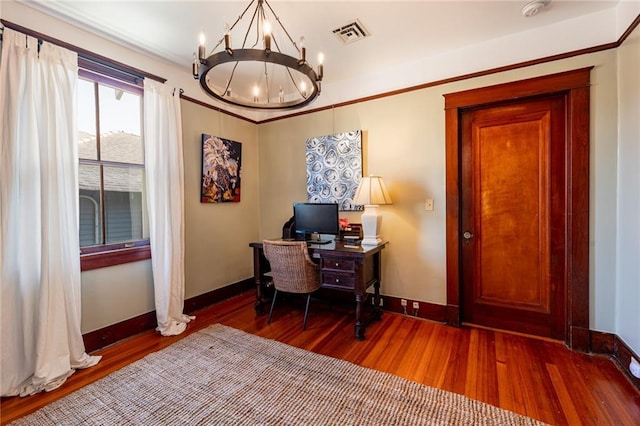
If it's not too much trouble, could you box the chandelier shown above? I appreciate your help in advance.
[192,0,324,110]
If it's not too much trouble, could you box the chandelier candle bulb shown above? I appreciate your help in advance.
[192,54,199,78]
[264,21,272,52]
[224,34,232,54]
[264,34,271,52]
[299,37,306,65]
[223,22,232,54]
[198,32,206,61]
[317,53,324,79]
[300,47,306,65]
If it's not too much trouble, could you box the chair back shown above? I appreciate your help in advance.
[262,240,321,294]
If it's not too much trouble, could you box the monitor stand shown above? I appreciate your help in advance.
[308,239,332,245]
[307,233,333,245]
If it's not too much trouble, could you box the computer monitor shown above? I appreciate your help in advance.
[293,202,339,244]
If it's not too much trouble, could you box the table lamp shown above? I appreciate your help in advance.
[353,176,392,245]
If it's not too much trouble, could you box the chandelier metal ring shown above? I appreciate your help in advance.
[198,49,321,110]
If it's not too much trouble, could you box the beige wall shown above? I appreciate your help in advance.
[181,101,259,298]
[258,50,622,330]
[81,48,626,340]
[1,2,261,333]
[80,260,155,333]
[615,25,640,352]
[80,101,259,333]
[3,1,638,356]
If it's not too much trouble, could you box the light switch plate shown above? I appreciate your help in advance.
[425,199,434,211]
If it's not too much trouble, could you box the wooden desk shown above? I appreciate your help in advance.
[249,240,387,340]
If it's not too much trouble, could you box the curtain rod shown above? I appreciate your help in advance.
[0,19,166,84]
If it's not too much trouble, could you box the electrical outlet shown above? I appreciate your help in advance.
[379,297,384,307]
[425,199,434,211]
[630,357,640,379]
[400,299,407,307]
[412,301,419,310]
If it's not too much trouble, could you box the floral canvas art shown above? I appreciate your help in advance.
[201,134,242,203]
[305,130,362,211]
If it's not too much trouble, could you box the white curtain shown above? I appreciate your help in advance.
[143,79,194,336]
[0,28,101,397]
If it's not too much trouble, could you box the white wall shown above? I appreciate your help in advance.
[616,25,640,353]
[0,1,221,116]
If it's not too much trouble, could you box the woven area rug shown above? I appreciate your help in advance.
[11,324,546,425]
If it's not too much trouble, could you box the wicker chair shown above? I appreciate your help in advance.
[262,240,322,330]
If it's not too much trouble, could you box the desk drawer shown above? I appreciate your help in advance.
[322,272,355,289]
[321,257,355,272]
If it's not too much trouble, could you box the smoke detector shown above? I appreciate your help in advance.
[521,0,550,17]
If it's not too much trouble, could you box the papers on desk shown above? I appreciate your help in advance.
[342,237,361,248]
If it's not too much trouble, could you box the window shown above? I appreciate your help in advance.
[78,70,150,270]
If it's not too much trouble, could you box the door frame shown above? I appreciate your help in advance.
[443,68,592,350]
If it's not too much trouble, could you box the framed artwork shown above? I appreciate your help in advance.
[201,134,242,203]
[305,130,362,211]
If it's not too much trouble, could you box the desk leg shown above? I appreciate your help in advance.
[354,293,365,340]
[254,283,265,315]
[373,280,382,321]
[253,247,266,315]
[372,251,383,321]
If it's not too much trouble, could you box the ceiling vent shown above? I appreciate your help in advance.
[332,19,370,45]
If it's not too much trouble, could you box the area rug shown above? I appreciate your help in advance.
[11,324,546,425]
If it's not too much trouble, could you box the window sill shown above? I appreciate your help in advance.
[81,245,151,271]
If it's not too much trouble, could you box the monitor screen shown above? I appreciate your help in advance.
[293,202,339,238]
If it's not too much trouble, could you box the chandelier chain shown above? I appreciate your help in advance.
[246,3,262,48]
[285,65,304,98]
[222,62,241,98]
[210,0,257,56]
[263,61,270,101]
[263,0,300,54]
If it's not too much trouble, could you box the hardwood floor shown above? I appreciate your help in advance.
[2,292,639,425]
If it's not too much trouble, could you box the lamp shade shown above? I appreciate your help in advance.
[353,176,392,206]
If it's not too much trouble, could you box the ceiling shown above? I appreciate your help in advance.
[19,1,633,120]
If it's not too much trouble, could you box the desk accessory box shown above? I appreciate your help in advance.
[340,223,362,241]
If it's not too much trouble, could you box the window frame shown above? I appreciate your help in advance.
[78,68,151,271]
[0,19,164,271]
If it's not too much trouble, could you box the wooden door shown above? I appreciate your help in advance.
[444,69,591,349]
[459,96,566,339]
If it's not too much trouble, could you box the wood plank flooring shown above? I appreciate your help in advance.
[2,292,639,425]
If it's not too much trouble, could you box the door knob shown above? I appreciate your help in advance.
[463,231,473,240]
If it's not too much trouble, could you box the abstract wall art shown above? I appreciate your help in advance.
[305,130,362,211]
[201,134,242,203]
